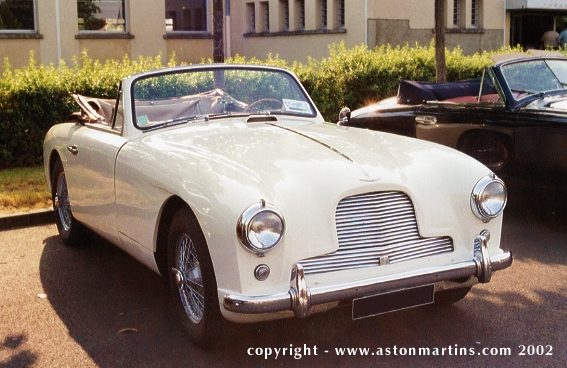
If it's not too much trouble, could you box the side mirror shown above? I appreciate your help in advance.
[338,107,351,126]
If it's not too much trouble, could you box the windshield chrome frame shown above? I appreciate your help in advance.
[129,65,319,131]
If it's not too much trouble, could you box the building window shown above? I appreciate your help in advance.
[0,0,36,31]
[260,1,269,32]
[246,2,255,33]
[295,0,305,30]
[320,0,327,29]
[452,0,460,27]
[471,0,481,27]
[77,0,126,32]
[337,0,345,29]
[165,0,207,32]
[279,0,289,31]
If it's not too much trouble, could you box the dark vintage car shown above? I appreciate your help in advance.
[340,53,567,181]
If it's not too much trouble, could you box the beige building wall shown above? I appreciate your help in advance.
[229,0,367,62]
[0,39,41,68]
[0,0,213,70]
[165,39,214,63]
[1,0,510,70]
[368,0,506,54]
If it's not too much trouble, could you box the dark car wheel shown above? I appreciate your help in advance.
[51,159,84,246]
[167,207,221,348]
[460,133,511,173]
[435,287,471,305]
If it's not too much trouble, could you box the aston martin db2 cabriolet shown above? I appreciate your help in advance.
[341,54,567,179]
[43,65,512,346]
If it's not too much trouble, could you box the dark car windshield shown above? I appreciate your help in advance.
[131,67,316,130]
[501,59,567,100]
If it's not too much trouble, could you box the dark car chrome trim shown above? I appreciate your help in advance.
[415,115,437,125]
[223,231,512,317]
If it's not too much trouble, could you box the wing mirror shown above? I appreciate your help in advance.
[338,107,351,126]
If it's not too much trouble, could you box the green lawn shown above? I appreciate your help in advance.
[0,166,51,213]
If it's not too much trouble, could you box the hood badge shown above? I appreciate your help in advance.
[360,176,381,183]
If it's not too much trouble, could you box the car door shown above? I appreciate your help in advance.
[414,102,471,148]
[63,92,127,244]
[514,109,567,179]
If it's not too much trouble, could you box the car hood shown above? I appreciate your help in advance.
[540,95,567,111]
[139,117,488,190]
[522,93,567,112]
[134,118,490,234]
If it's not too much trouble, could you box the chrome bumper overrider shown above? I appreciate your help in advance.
[223,230,512,318]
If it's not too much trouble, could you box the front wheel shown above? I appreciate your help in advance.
[51,159,84,246]
[167,207,221,348]
[460,132,511,173]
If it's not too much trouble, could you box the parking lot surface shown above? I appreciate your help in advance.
[0,184,566,367]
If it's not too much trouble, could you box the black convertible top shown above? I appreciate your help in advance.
[397,79,484,105]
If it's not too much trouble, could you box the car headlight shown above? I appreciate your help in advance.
[470,174,507,222]
[237,200,285,255]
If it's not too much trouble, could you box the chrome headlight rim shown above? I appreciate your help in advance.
[236,200,285,255]
[470,174,507,222]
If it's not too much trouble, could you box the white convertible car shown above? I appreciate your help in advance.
[43,65,512,346]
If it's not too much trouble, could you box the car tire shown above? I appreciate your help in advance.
[460,132,511,173]
[51,159,85,246]
[167,207,221,348]
[435,287,471,305]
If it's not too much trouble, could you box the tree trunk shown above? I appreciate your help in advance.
[434,0,446,83]
[213,0,224,63]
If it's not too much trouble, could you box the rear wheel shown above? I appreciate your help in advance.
[51,159,84,246]
[460,132,511,173]
[167,207,221,348]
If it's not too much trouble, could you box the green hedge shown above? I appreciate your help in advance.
[0,43,545,168]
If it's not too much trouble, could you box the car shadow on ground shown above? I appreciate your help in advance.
[38,196,566,367]
[0,334,37,368]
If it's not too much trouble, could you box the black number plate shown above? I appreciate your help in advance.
[352,284,435,320]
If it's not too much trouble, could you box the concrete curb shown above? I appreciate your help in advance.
[0,208,54,232]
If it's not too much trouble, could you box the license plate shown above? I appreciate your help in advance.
[352,284,435,320]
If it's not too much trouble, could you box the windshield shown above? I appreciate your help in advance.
[131,67,316,130]
[501,59,567,100]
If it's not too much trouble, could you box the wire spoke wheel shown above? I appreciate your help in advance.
[55,172,73,232]
[167,207,222,347]
[175,233,205,324]
[51,159,84,246]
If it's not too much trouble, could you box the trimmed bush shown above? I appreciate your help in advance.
[0,43,544,168]
[0,51,166,168]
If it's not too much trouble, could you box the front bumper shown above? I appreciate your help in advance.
[223,230,513,318]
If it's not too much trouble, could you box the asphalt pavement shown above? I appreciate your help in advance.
[0,184,566,368]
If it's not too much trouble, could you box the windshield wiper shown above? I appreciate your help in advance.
[511,88,546,100]
[163,115,207,126]
[145,112,254,131]
[142,115,207,131]
[511,88,538,95]
[204,112,251,120]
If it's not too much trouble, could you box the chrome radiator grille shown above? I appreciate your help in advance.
[299,191,453,275]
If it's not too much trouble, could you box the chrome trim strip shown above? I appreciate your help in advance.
[223,231,512,317]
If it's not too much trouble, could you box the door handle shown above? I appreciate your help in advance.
[415,115,437,125]
[67,145,78,155]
